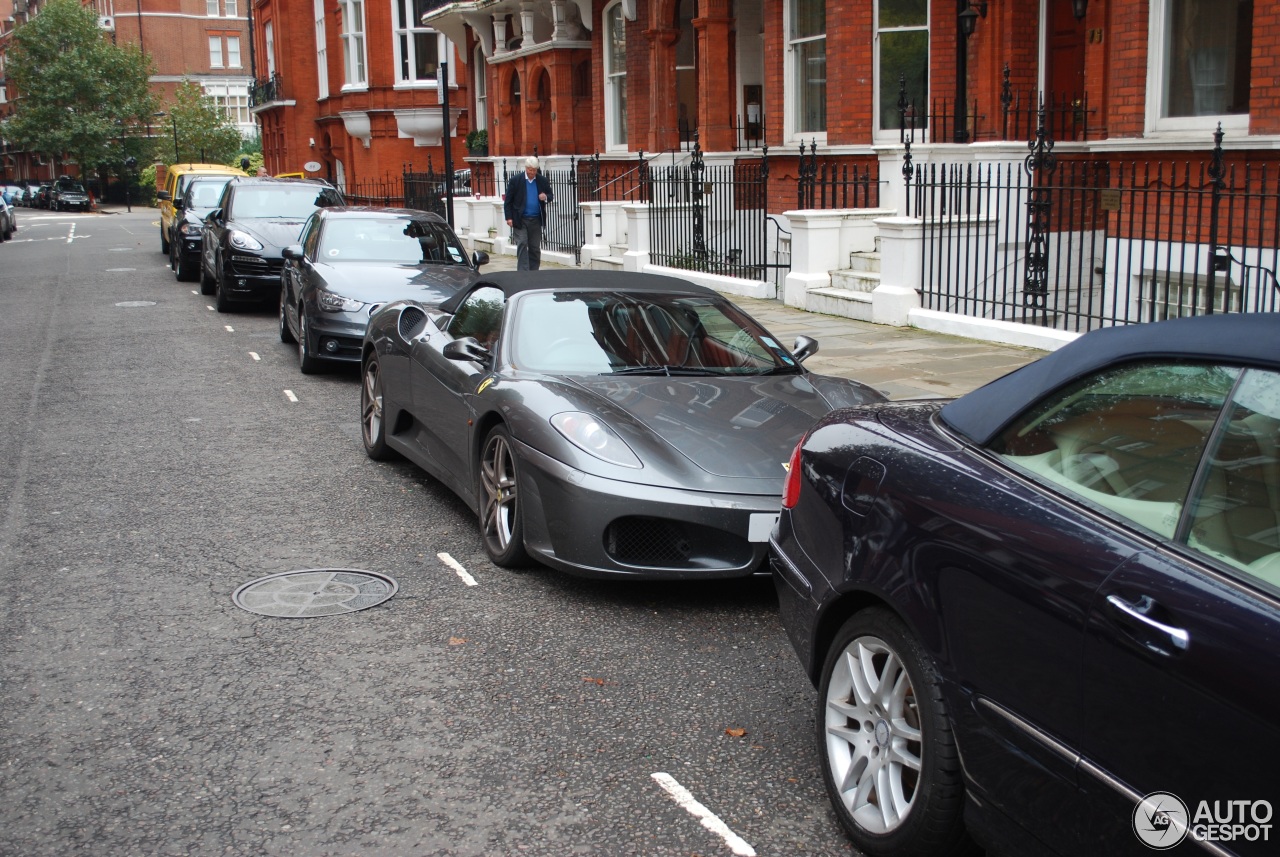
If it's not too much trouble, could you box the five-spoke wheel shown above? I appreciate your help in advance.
[818,609,971,856]
[360,354,393,460]
[478,425,528,567]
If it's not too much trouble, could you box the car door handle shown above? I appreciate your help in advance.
[1105,594,1190,653]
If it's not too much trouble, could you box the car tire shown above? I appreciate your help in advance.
[278,291,296,344]
[360,353,395,461]
[160,223,170,255]
[199,260,216,296]
[214,264,233,313]
[478,425,530,568]
[817,608,973,857]
[297,311,321,374]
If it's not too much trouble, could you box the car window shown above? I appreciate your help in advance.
[991,362,1237,538]
[301,214,322,258]
[230,185,342,219]
[317,217,466,264]
[186,180,230,209]
[1185,369,1280,585]
[507,291,799,375]
[446,286,505,349]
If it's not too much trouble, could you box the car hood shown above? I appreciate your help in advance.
[234,218,309,251]
[313,263,476,305]
[562,373,877,479]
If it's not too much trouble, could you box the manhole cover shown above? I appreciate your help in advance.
[115,300,156,307]
[233,569,398,618]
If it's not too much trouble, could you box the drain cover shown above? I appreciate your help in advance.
[233,569,398,618]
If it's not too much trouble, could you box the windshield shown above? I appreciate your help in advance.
[184,179,231,209]
[317,217,469,265]
[59,183,85,194]
[508,291,800,376]
[232,185,342,219]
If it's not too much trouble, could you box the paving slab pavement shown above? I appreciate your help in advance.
[480,252,1045,400]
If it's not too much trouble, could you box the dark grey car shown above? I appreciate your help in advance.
[279,207,488,374]
[360,271,885,579]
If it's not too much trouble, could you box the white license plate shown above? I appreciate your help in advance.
[748,512,779,543]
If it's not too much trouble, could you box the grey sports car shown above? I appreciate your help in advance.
[360,270,884,579]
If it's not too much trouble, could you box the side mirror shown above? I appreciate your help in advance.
[282,244,303,261]
[443,336,492,366]
[472,250,490,269]
[208,208,223,224]
[156,190,172,201]
[791,335,819,364]
[174,198,186,210]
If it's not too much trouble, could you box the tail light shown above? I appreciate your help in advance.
[781,437,805,509]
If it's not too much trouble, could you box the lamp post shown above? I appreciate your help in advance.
[155,110,179,163]
[123,156,136,213]
[954,0,987,143]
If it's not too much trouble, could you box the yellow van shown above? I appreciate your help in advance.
[155,163,247,255]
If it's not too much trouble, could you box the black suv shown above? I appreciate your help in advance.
[52,178,90,212]
[200,177,343,311]
[170,176,234,282]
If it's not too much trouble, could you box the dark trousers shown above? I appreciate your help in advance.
[514,217,543,271]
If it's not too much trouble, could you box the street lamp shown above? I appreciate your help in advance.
[954,0,988,142]
[123,156,136,213]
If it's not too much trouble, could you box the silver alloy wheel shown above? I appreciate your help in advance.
[480,433,518,551]
[362,360,382,447]
[824,633,923,835]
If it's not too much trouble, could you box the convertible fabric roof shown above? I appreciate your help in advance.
[437,270,717,315]
[940,312,1280,445]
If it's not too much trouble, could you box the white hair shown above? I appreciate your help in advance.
[524,156,540,170]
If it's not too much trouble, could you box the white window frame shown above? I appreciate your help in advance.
[264,21,276,76]
[873,0,929,142]
[1144,0,1249,136]
[785,0,827,143]
[603,1,628,151]
[227,36,241,68]
[473,43,488,132]
[203,82,252,130]
[339,0,369,90]
[206,0,219,17]
[225,0,236,16]
[209,36,224,68]
[314,0,329,99]
[391,0,446,87]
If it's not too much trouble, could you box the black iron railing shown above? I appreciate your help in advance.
[249,73,283,108]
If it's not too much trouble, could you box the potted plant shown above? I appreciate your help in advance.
[466,129,488,157]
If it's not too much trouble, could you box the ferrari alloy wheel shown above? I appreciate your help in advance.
[360,354,393,460]
[278,291,296,344]
[818,609,972,856]
[478,425,528,567]
[297,311,320,374]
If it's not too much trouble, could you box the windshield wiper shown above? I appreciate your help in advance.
[610,365,720,376]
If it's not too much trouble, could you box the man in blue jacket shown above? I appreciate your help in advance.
[503,156,554,270]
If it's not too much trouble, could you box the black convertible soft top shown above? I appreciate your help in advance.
[436,270,717,315]
[940,312,1280,445]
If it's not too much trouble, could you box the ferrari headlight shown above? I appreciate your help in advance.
[550,412,642,469]
[228,229,263,251]
[317,288,365,313]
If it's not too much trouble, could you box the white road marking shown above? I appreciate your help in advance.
[105,268,136,272]
[206,305,215,311]
[650,773,756,857]
[224,325,235,333]
[283,390,298,403]
[249,352,260,361]
[66,223,75,243]
[438,552,478,587]
[191,290,198,295]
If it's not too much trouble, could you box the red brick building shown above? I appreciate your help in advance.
[0,0,252,182]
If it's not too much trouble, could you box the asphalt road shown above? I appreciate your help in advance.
[0,208,865,856]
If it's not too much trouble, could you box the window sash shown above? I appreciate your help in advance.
[209,36,223,68]
[227,36,241,68]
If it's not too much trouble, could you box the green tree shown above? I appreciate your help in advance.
[160,79,245,166]
[2,0,155,172]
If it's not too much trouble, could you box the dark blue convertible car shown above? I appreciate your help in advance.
[771,313,1280,857]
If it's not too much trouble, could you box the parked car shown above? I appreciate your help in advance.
[169,176,234,282]
[0,198,14,240]
[2,185,22,206]
[360,270,884,575]
[155,162,247,254]
[770,312,1280,857]
[199,176,344,310]
[18,186,35,207]
[34,184,53,209]
[51,178,90,212]
[279,207,488,374]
